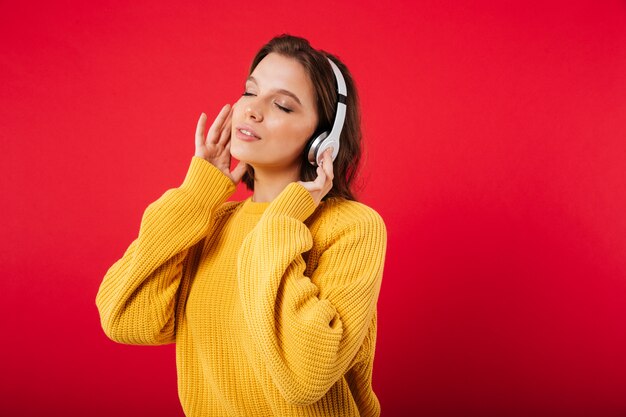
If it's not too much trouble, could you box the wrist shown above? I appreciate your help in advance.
[263,182,317,222]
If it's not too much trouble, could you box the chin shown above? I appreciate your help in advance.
[229,142,250,162]
[230,142,265,165]
[232,143,303,170]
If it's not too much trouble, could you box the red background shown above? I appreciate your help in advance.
[2,1,626,416]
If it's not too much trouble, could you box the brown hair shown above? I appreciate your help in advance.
[241,34,362,201]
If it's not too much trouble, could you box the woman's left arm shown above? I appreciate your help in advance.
[237,182,387,406]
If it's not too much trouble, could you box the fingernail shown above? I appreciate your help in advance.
[328,147,334,154]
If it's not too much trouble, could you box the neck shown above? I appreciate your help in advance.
[251,163,301,203]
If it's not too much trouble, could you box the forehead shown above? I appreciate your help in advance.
[250,53,316,104]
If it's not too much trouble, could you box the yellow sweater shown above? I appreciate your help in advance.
[96,156,387,417]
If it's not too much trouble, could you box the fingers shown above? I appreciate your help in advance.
[320,148,334,183]
[217,107,233,146]
[297,166,323,191]
[206,104,231,144]
[313,166,326,190]
[301,148,334,190]
[231,160,248,184]
[195,113,207,148]
[295,149,337,206]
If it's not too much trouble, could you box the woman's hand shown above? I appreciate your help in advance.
[195,104,247,185]
[298,148,334,206]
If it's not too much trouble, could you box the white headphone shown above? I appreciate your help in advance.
[306,58,348,166]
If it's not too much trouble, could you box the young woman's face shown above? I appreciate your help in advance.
[230,53,319,171]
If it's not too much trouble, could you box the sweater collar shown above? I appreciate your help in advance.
[239,197,270,214]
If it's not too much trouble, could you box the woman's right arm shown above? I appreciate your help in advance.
[95,105,246,345]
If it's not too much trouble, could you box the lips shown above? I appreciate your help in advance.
[235,124,261,140]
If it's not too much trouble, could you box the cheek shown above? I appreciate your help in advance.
[231,100,245,123]
[230,101,246,135]
[270,123,313,158]
[280,116,317,146]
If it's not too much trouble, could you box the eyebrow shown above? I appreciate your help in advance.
[247,76,302,106]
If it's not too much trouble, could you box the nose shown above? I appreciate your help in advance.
[244,102,263,122]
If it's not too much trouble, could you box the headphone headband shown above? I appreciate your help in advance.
[328,59,347,98]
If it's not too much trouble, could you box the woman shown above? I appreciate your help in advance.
[96,34,387,417]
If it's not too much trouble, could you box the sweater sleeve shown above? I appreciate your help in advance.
[236,183,387,405]
[96,156,236,345]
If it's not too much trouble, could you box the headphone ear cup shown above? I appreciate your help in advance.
[306,131,329,166]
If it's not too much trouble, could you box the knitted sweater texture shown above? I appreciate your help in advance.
[96,156,387,417]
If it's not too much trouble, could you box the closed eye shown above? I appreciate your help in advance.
[242,91,293,113]
[274,102,293,113]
